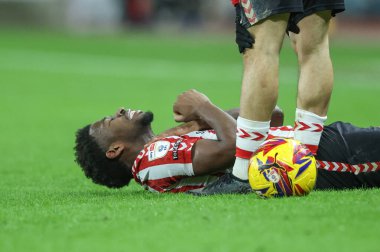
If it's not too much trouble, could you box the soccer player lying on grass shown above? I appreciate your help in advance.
[74,90,380,194]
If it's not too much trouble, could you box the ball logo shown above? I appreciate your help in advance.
[259,153,293,196]
[267,169,280,183]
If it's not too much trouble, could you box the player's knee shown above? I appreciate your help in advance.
[298,39,330,65]
[243,51,277,72]
[296,12,331,59]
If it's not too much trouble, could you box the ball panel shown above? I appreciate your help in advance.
[248,138,317,198]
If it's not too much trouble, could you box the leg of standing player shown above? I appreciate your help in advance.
[289,1,345,155]
[290,11,332,154]
[232,13,289,180]
[193,1,304,195]
[232,0,304,181]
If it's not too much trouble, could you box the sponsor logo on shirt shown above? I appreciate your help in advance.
[172,139,183,160]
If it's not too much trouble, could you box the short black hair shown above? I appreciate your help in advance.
[74,125,133,188]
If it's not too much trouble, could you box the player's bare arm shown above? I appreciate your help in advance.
[150,106,284,144]
[144,120,210,147]
[173,89,236,175]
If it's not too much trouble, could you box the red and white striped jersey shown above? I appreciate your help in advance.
[132,125,380,193]
[132,130,225,193]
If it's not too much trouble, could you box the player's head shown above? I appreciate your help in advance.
[74,108,154,188]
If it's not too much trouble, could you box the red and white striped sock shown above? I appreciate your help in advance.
[232,117,270,180]
[294,108,327,155]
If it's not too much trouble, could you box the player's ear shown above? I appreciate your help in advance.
[106,142,125,159]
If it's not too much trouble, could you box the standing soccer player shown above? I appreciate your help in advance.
[199,0,345,194]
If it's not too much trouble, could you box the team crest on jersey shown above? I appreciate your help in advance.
[148,140,170,161]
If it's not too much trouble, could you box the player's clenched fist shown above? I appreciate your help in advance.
[173,89,211,122]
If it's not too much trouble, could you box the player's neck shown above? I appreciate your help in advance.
[123,132,155,166]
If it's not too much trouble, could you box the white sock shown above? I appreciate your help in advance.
[232,158,251,180]
[232,117,270,180]
[294,108,327,155]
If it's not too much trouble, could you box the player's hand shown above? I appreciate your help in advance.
[173,89,211,123]
[235,4,254,53]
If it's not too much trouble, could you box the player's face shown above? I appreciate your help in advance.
[90,108,154,145]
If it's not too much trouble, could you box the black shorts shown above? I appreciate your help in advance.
[240,0,345,29]
[315,122,380,190]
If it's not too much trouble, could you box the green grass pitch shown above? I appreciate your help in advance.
[1,29,380,252]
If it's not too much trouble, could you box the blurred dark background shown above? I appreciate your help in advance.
[0,0,379,37]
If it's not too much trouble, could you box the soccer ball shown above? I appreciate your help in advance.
[248,138,317,198]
